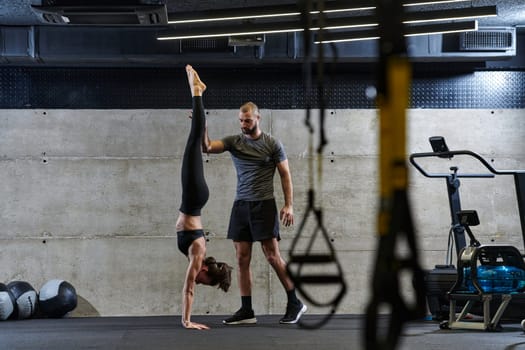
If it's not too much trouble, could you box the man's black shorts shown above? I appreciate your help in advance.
[227,199,280,242]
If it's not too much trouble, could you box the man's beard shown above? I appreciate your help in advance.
[241,125,257,136]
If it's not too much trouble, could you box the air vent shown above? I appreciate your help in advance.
[460,27,515,51]
[31,5,168,25]
[180,39,232,53]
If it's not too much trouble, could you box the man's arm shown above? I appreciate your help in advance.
[277,159,294,227]
[202,124,225,154]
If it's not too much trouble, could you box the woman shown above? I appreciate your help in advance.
[176,65,232,330]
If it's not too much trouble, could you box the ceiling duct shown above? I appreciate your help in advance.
[0,26,518,66]
[31,4,168,25]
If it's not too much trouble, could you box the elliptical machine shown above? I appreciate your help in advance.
[409,136,525,328]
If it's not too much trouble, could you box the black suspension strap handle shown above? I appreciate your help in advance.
[287,189,347,329]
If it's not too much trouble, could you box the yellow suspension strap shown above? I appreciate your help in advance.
[286,0,347,330]
[365,1,427,349]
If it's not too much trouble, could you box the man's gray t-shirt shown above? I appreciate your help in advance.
[222,132,287,201]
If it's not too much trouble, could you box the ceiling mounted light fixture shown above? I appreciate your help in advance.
[159,16,379,41]
[403,0,473,6]
[405,19,479,36]
[168,0,478,24]
[315,20,478,44]
[403,5,496,24]
[167,1,376,25]
[158,1,497,44]
[159,21,308,41]
[167,0,479,25]
[167,4,300,24]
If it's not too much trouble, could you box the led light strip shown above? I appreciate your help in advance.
[168,1,476,24]
[168,2,375,25]
[159,16,379,41]
[314,20,478,44]
[158,2,494,42]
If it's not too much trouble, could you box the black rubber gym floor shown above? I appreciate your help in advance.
[2,315,525,350]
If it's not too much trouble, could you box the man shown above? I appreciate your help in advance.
[204,102,306,325]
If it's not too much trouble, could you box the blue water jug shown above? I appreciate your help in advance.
[463,265,525,293]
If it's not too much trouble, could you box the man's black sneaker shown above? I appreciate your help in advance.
[223,308,257,325]
[279,302,307,324]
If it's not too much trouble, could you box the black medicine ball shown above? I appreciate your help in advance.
[39,279,78,318]
[7,281,38,320]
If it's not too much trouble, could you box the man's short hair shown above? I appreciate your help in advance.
[240,101,260,116]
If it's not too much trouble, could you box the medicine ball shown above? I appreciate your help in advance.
[7,281,38,320]
[0,283,15,320]
[39,279,77,318]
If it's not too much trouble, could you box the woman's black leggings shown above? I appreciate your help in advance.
[179,96,209,216]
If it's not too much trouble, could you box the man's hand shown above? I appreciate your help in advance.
[280,205,294,227]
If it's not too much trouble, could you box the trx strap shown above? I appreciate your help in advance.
[365,1,426,349]
[287,0,347,330]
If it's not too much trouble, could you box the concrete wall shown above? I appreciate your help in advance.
[0,108,524,317]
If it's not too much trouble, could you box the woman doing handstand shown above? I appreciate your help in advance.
[176,65,232,330]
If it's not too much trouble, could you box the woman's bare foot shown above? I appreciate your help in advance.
[186,64,206,97]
